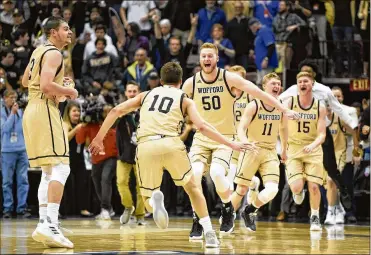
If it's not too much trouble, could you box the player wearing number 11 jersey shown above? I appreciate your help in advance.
[182,43,300,238]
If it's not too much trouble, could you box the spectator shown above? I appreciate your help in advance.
[62,101,93,217]
[251,0,279,27]
[146,71,160,90]
[2,8,28,41]
[83,24,117,60]
[1,89,30,219]
[360,105,370,142]
[248,18,278,85]
[0,67,12,96]
[76,104,118,220]
[153,13,197,76]
[225,1,254,70]
[308,0,328,58]
[272,0,306,69]
[159,18,172,48]
[10,29,31,71]
[0,0,15,25]
[63,7,72,26]
[206,23,235,68]
[82,38,119,96]
[122,48,156,92]
[120,0,157,38]
[78,7,104,43]
[0,49,20,90]
[118,22,150,65]
[196,0,227,44]
[116,82,145,225]
[358,0,370,77]
[222,0,251,21]
[332,0,356,77]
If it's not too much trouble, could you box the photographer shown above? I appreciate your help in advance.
[116,82,145,225]
[76,104,117,220]
[1,89,30,218]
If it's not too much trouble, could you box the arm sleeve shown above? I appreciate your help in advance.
[327,90,358,129]
[266,44,275,58]
[183,42,193,61]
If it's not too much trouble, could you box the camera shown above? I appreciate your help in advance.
[80,98,104,123]
[17,98,28,109]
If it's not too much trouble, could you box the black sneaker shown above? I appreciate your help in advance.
[3,211,12,219]
[17,211,32,219]
[241,210,257,232]
[189,216,203,240]
[220,203,235,234]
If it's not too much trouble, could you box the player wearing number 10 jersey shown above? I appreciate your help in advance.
[182,43,300,238]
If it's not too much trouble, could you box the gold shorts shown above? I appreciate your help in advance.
[235,147,280,186]
[23,98,69,167]
[136,136,193,198]
[286,144,324,186]
[189,134,234,171]
[231,150,240,166]
[335,150,346,172]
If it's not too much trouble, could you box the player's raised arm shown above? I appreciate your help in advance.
[237,101,257,143]
[227,71,299,120]
[89,92,145,155]
[181,76,194,98]
[40,50,77,98]
[303,103,327,153]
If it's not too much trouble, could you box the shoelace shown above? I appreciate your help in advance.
[249,213,257,223]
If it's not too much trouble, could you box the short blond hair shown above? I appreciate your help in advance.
[262,72,281,86]
[296,71,314,80]
[200,42,219,55]
[229,65,246,78]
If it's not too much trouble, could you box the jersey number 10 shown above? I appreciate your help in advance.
[148,95,174,114]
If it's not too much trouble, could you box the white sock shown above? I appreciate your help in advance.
[328,205,335,213]
[199,216,213,233]
[47,203,60,224]
[311,209,319,218]
[39,206,47,221]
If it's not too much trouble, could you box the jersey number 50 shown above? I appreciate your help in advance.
[202,96,221,110]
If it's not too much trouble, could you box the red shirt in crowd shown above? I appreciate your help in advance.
[76,123,117,164]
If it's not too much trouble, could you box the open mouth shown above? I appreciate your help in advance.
[204,63,211,68]
[300,87,307,91]
[272,89,279,95]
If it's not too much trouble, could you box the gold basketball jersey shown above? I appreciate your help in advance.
[137,86,185,140]
[191,69,236,136]
[247,99,282,149]
[27,44,64,100]
[234,92,250,129]
[288,96,320,145]
[329,112,346,153]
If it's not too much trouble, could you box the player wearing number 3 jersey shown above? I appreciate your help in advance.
[182,43,300,238]
[89,62,250,248]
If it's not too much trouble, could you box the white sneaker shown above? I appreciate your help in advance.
[32,221,44,243]
[151,190,169,229]
[137,218,146,226]
[293,189,305,205]
[35,219,74,249]
[310,215,322,231]
[324,210,336,225]
[95,209,111,220]
[247,176,260,205]
[335,206,345,224]
[120,206,134,224]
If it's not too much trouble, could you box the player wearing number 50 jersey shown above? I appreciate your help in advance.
[89,62,249,248]
[182,43,300,238]
[230,73,288,232]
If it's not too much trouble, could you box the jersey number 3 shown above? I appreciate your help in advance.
[28,58,35,80]
[148,95,174,114]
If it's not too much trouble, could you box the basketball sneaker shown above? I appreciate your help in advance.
[335,206,345,224]
[293,189,305,205]
[137,218,146,226]
[310,215,322,231]
[120,206,135,224]
[204,230,220,248]
[241,210,257,232]
[220,202,235,234]
[35,217,74,249]
[189,215,203,240]
[324,210,336,225]
[247,176,260,205]
[95,209,111,220]
[151,190,168,229]
[32,220,44,243]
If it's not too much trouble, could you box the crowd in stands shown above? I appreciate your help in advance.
[0,0,369,223]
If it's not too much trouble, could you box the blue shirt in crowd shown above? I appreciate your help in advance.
[1,103,26,153]
[254,25,278,71]
[253,0,279,27]
[206,38,234,68]
[196,7,227,43]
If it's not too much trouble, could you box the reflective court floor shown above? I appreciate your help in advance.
[1,218,370,254]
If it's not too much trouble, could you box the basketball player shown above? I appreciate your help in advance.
[284,71,326,231]
[230,73,288,232]
[89,62,249,248]
[182,43,299,238]
[22,17,77,248]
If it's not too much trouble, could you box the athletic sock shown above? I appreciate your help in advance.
[47,203,60,224]
[199,216,212,233]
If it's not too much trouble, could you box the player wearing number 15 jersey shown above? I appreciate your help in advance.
[182,43,300,238]
[230,73,288,232]
[284,71,327,232]
[89,62,249,248]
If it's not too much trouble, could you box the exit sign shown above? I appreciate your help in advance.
[350,79,370,91]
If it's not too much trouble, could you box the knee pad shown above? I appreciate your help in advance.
[38,171,51,205]
[50,163,71,186]
[210,163,229,193]
[192,161,205,180]
[228,164,237,191]
[257,182,279,205]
